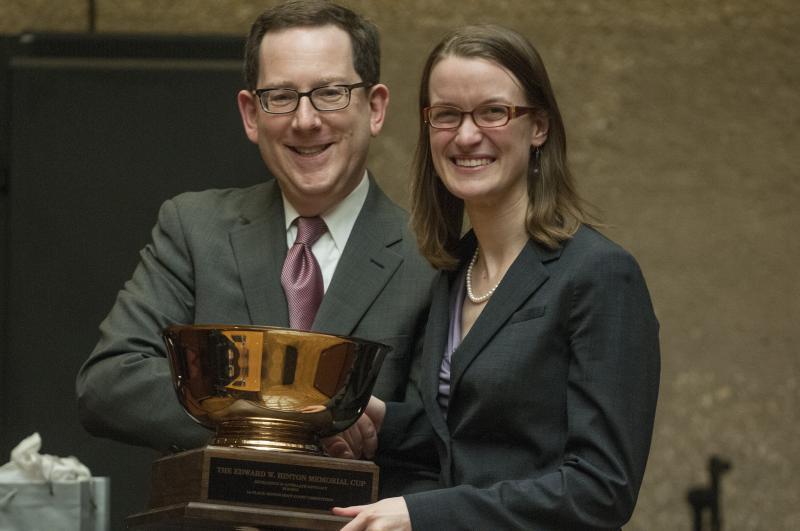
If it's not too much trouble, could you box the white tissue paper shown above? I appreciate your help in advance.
[0,433,109,531]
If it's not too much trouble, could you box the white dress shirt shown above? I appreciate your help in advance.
[282,172,369,292]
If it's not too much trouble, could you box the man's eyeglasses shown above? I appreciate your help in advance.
[423,104,536,130]
[253,81,373,114]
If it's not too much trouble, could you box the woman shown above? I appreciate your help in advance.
[328,24,660,530]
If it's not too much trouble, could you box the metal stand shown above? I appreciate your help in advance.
[687,455,731,531]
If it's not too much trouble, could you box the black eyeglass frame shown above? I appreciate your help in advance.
[423,104,537,130]
[253,81,373,114]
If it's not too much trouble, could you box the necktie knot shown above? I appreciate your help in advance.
[294,216,327,246]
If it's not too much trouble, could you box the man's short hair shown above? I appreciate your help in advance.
[243,0,380,90]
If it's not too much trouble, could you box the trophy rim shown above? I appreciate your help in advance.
[162,323,390,351]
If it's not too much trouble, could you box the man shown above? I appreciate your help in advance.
[75,0,435,494]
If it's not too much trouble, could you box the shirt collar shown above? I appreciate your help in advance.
[282,171,369,250]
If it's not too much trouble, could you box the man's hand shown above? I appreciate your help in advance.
[322,396,386,459]
[333,496,411,531]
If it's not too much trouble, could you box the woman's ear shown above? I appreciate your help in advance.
[530,113,549,147]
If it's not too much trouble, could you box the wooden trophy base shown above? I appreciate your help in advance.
[126,445,379,530]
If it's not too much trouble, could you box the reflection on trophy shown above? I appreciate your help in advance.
[127,324,390,531]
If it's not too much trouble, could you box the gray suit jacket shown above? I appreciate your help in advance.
[76,177,435,455]
[379,227,660,530]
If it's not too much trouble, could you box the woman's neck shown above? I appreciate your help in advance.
[466,195,529,278]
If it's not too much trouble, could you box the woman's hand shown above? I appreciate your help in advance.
[322,396,386,459]
[333,497,411,531]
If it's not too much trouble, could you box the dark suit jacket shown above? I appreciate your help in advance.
[378,226,660,530]
[76,177,436,456]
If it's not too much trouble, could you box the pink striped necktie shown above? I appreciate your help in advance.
[281,216,327,330]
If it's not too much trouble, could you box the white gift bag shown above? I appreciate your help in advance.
[0,477,109,531]
[0,433,109,531]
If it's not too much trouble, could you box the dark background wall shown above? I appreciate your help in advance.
[0,33,268,527]
[1,1,798,530]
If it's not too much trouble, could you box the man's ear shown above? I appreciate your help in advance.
[368,84,390,137]
[237,90,259,144]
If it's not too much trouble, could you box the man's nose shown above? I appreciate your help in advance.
[292,95,322,130]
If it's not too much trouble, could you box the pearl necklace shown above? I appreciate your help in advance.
[466,247,501,304]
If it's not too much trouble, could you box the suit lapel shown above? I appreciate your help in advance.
[229,181,290,327]
[313,180,404,336]
[449,239,559,398]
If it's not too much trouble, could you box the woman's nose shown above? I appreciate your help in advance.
[454,114,483,146]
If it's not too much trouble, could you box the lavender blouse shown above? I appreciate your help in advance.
[437,267,467,413]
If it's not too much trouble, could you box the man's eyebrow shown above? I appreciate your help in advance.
[259,77,349,89]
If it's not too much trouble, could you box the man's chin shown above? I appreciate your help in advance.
[280,179,348,214]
